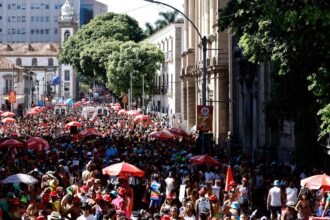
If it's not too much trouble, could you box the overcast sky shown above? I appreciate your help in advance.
[97,0,184,29]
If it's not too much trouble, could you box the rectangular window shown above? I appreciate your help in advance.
[12,16,16,22]
[45,16,49,22]
[31,29,34,34]
[0,29,2,33]
[54,16,58,22]
[36,29,39,34]
[7,16,11,22]
[31,16,34,22]
[55,5,59,10]
[0,16,2,20]
[54,29,58,34]
[17,16,21,22]
[22,16,26,22]
[8,4,11,9]
[45,4,49,9]
[40,29,44,34]
[12,3,16,10]
[17,5,21,10]
[0,4,2,7]
[64,70,70,81]
[45,29,49,34]
[31,4,34,9]
[40,16,44,22]
[36,16,40,22]
[22,3,26,10]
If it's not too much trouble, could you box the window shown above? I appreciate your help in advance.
[8,4,11,10]
[45,16,49,22]
[0,16,2,20]
[36,29,39,34]
[0,29,2,33]
[64,70,70,81]
[31,29,34,34]
[22,16,26,22]
[22,3,26,10]
[16,58,22,66]
[45,4,49,9]
[0,4,2,7]
[12,16,16,22]
[54,29,58,35]
[31,16,34,22]
[48,58,54,66]
[17,5,21,10]
[40,29,44,34]
[7,17,11,22]
[32,58,38,66]
[54,16,58,22]
[45,29,49,34]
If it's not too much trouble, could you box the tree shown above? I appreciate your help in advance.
[218,0,330,164]
[60,13,144,80]
[106,41,163,99]
[144,10,180,36]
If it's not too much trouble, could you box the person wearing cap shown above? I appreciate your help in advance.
[47,211,62,220]
[209,195,220,219]
[195,187,213,219]
[229,201,240,220]
[237,177,250,214]
[267,180,283,220]
[77,203,94,220]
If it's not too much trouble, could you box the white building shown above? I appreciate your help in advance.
[0,0,107,43]
[146,22,184,118]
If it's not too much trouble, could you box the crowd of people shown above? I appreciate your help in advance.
[0,101,329,220]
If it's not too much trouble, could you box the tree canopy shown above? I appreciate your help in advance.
[219,0,330,140]
[60,13,145,80]
[106,41,163,97]
[144,10,180,36]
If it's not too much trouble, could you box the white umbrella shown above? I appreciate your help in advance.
[1,173,38,185]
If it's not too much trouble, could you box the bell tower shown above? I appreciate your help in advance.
[58,0,78,99]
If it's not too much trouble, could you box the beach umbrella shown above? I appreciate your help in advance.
[118,109,127,115]
[2,173,38,185]
[149,130,175,140]
[301,173,330,190]
[0,139,24,148]
[1,112,16,117]
[26,137,49,151]
[102,161,144,177]
[168,127,188,137]
[26,110,39,116]
[65,121,83,129]
[1,117,16,123]
[190,154,221,166]
[78,127,100,139]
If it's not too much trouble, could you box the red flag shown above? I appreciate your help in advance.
[225,165,233,192]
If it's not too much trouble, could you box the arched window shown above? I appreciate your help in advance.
[16,58,22,66]
[32,58,37,66]
[48,58,54,67]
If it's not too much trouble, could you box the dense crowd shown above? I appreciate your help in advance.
[0,102,329,220]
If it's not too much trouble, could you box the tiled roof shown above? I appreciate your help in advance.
[0,43,59,56]
[0,58,25,70]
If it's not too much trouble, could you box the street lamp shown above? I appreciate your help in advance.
[144,0,208,153]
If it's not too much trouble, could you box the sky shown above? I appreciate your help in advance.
[97,0,184,29]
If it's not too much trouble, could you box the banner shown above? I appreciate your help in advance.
[8,90,16,104]
[197,105,213,132]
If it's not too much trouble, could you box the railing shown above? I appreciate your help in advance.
[164,51,173,61]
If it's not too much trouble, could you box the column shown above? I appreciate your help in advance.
[218,69,229,140]
[187,77,196,130]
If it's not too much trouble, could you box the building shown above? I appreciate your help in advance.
[0,0,107,43]
[0,0,79,109]
[146,22,184,122]
[181,0,229,143]
[80,0,108,26]
[0,57,32,111]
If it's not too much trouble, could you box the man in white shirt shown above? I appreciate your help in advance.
[286,181,298,205]
[165,171,175,196]
[267,180,283,220]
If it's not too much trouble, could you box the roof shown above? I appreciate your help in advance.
[0,58,25,70]
[0,43,59,56]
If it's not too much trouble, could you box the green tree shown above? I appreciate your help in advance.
[144,10,180,36]
[219,0,330,164]
[60,12,144,80]
[106,41,163,99]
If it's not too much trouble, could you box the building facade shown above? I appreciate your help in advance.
[0,0,107,43]
[147,22,184,120]
[181,0,229,143]
[80,0,108,26]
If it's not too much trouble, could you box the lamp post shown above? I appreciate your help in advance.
[144,0,208,153]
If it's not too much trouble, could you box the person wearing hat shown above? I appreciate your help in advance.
[47,211,62,220]
[237,177,250,214]
[78,186,89,204]
[229,201,240,220]
[267,180,283,220]
[77,203,94,220]
[195,187,213,219]
[209,194,221,219]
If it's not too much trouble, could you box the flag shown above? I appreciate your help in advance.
[51,76,61,85]
[225,165,233,192]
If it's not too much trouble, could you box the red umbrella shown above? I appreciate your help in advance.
[102,161,144,177]
[0,139,24,148]
[73,101,83,108]
[190,154,221,166]
[126,110,141,116]
[26,110,39,116]
[26,137,49,151]
[1,117,16,123]
[134,114,150,122]
[149,130,175,140]
[1,112,16,117]
[65,121,83,129]
[78,127,100,138]
[118,109,127,115]
[168,127,188,137]
[301,174,330,190]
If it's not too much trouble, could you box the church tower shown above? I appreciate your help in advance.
[58,0,78,99]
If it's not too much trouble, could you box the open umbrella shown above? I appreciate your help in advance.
[1,112,16,117]
[2,173,38,184]
[168,127,188,137]
[126,110,141,116]
[26,110,39,116]
[65,121,83,129]
[190,154,221,166]
[26,137,49,151]
[0,139,24,148]
[78,127,100,139]
[1,117,16,124]
[149,130,175,140]
[134,114,150,122]
[118,109,127,115]
[300,173,330,190]
[102,161,144,177]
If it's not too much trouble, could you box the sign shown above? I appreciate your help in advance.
[82,106,98,122]
[8,90,16,104]
[197,105,213,132]
[197,197,211,215]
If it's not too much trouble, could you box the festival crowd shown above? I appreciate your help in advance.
[0,102,329,220]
